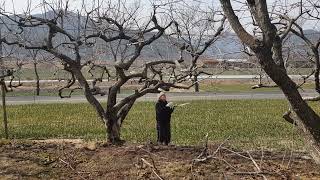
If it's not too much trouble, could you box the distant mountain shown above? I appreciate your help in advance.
[205,32,245,59]
[0,10,319,62]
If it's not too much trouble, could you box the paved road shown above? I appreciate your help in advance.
[5,91,318,105]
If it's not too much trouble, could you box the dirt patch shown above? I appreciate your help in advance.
[0,139,319,179]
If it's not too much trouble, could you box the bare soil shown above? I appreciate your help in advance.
[0,139,319,180]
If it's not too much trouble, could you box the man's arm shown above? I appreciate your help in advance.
[156,102,174,114]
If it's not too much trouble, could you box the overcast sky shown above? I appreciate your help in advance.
[1,0,253,14]
[0,0,318,30]
[0,0,303,13]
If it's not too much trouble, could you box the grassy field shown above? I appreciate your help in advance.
[8,66,104,80]
[7,84,268,97]
[6,82,315,97]
[199,83,281,93]
[0,99,312,150]
[5,89,135,97]
[10,67,315,80]
[200,83,315,93]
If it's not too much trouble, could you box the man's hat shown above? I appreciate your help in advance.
[157,92,166,100]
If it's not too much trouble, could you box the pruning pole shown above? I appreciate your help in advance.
[1,79,8,139]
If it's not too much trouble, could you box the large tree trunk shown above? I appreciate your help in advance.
[34,62,40,96]
[257,51,320,163]
[220,0,320,163]
[72,68,120,143]
[115,71,121,94]
[107,120,121,143]
[312,48,320,93]
[282,88,320,163]
[1,80,8,139]
[194,75,199,92]
[105,114,122,144]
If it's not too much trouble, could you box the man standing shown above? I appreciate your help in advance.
[155,92,174,145]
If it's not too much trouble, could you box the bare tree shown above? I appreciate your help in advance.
[0,44,23,140]
[162,1,225,92]
[219,0,320,163]
[84,1,198,143]
[0,0,197,143]
[280,1,320,99]
[26,50,42,95]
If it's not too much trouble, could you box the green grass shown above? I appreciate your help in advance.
[0,100,311,150]
[5,90,83,97]
[10,67,315,80]
[7,66,103,81]
[199,83,315,93]
[6,82,314,97]
[199,83,280,93]
[6,90,62,97]
[6,89,135,97]
[17,69,58,80]
[198,68,314,75]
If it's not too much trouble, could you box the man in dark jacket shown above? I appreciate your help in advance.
[155,92,174,145]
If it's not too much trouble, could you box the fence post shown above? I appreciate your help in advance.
[1,79,8,139]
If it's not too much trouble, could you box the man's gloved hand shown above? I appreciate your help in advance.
[166,102,175,108]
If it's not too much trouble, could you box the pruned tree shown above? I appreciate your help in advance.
[0,0,197,143]
[26,50,42,95]
[0,34,23,140]
[84,1,198,143]
[279,1,320,99]
[219,0,320,163]
[167,2,226,92]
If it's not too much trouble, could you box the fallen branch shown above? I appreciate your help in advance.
[303,96,320,102]
[193,136,230,163]
[59,158,86,180]
[220,147,251,160]
[195,133,209,160]
[141,158,164,180]
[138,147,169,160]
[247,151,261,172]
[251,84,278,89]
[247,151,267,180]
[231,171,269,175]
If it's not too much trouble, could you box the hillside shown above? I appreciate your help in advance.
[0,11,319,61]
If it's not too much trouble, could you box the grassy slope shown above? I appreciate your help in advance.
[0,100,313,150]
